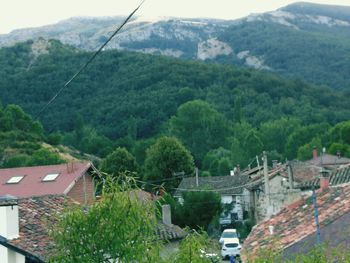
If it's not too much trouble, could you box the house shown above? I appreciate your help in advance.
[0,162,99,204]
[0,195,72,263]
[0,195,186,263]
[305,148,350,170]
[174,175,250,224]
[245,164,302,222]
[242,182,350,261]
[298,163,350,190]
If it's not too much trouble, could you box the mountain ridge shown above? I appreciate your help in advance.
[1,2,350,89]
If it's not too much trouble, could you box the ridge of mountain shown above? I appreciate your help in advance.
[1,2,350,89]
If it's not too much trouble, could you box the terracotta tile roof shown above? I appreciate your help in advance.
[2,194,185,261]
[242,185,350,259]
[8,195,74,261]
[0,162,93,198]
[175,175,250,196]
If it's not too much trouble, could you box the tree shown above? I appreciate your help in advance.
[297,137,322,161]
[144,137,194,191]
[170,100,229,164]
[100,147,139,176]
[178,191,222,230]
[170,231,220,263]
[28,148,64,166]
[234,95,243,124]
[51,175,162,263]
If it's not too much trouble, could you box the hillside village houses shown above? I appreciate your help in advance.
[242,168,350,262]
[175,149,350,226]
[0,162,186,263]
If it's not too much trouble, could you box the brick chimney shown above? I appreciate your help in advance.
[162,204,172,225]
[313,147,318,160]
[319,168,330,191]
[0,195,19,239]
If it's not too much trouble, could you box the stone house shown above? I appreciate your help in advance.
[242,183,350,261]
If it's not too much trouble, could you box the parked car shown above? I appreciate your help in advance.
[221,241,241,260]
[219,229,239,245]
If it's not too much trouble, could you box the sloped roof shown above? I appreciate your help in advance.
[242,185,350,259]
[175,175,250,196]
[0,162,94,198]
[7,195,72,261]
[156,223,187,241]
[1,194,185,261]
[306,154,350,167]
[299,164,350,189]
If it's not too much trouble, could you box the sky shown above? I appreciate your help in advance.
[1,0,350,34]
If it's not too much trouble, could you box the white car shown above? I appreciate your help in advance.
[219,229,239,245]
[221,241,241,260]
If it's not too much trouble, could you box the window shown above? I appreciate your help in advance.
[7,176,24,184]
[42,173,59,182]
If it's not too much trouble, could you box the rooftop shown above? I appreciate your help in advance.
[306,153,350,167]
[243,184,350,259]
[175,175,250,196]
[0,162,95,198]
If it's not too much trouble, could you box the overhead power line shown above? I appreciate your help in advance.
[34,0,145,119]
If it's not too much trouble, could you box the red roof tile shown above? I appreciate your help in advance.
[242,185,350,259]
[0,162,92,198]
[9,195,75,261]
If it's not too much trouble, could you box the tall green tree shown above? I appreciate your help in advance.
[178,191,222,230]
[170,100,229,164]
[100,147,139,176]
[144,136,194,191]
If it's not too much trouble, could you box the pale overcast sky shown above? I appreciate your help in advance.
[1,0,350,34]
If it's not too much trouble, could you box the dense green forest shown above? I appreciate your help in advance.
[0,103,64,167]
[0,40,349,175]
[218,20,350,90]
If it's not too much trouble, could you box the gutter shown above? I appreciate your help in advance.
[0,235,45,263]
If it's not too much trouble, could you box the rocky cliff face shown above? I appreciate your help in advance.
[1,2,350,89]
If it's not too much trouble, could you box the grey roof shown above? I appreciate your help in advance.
[306,154,350,167]
[299,164,350,189]
[156,223,187,241]
[175,175,250,196]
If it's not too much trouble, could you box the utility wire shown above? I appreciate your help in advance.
[34,0,145,119]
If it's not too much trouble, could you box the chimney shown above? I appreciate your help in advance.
[162,204,172,225]
[0,196,19,239]
[272,160,278,169]
[313,147,318,160]
[319,168,330,191]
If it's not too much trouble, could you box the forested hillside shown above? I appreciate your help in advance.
[0,39,349,172]
[1,2,350,90]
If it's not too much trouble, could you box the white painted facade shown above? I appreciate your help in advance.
[0,205,19,239]
[1,247,25,263]
[0,203,25,263]
[219,194,244,225]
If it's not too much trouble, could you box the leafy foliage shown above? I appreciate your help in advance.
[144,137,194,191]
[51,175,162,263]
[100,147,139,176]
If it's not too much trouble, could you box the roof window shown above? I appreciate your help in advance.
[42,173,59,182]
[7,176,24,184]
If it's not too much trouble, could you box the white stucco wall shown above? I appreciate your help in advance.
[0,205,19,239]
[0,245,25,263]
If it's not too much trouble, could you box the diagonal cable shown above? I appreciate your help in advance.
[35,0,145,119]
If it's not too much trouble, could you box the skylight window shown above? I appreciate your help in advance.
[7,176,24,184]
[42,173,59,182]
